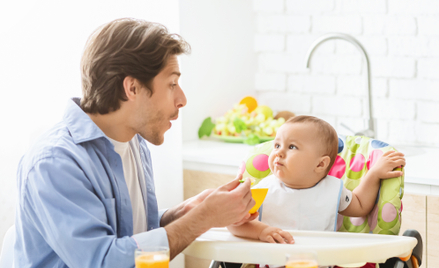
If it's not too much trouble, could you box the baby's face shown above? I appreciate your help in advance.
[268,122,324,189]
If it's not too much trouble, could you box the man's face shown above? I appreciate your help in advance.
[268,122,324,189]
[134,55,187,145]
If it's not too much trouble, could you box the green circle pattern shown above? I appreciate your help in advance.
[246,154,271,179]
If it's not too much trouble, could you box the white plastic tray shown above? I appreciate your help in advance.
[183,228,417,266]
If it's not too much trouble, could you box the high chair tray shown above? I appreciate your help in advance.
[183,228,417,266]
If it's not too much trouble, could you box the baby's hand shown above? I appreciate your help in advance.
[370,150,405,179]
[259,226,294,244]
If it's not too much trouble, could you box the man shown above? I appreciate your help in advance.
[15,18,256,267]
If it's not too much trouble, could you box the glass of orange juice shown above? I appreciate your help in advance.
[286,251,318,268]
[135,246,169,268]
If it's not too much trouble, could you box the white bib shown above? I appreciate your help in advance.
[254,175,343,232]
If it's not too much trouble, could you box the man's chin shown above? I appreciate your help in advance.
[139,132,164,146]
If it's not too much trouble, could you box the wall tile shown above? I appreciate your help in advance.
[286,0,334,13]
[253,0,284,12]
[255,73,287,91]
[253,0,439,147]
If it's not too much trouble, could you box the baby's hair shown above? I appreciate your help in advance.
[285,115,338,175]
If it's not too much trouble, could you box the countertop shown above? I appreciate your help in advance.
[182,139,439,196]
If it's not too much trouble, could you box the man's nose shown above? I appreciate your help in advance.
[176,85,187,109]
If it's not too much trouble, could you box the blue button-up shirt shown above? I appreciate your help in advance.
[14,98,169,268]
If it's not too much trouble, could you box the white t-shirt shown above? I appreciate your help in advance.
[109,136,147,235]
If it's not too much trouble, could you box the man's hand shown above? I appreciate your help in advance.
[164,175,256,259]
[160,188,215,227]
[183,188,215,213]
[370,150,405,180]
[259,226,295,244]
[198,176,256,228]
[230,212,259,226]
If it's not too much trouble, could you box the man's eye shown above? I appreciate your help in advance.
[289,145,297,149]
[171,83,176,88]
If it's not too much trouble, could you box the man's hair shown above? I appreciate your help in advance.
[285,115,338,174]
[80,18,190,114]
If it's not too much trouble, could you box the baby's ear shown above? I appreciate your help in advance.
[315,156,330,173]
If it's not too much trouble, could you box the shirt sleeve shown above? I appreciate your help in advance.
[21,156,162,268]
[131,209,169,249]
[338,185,353,212]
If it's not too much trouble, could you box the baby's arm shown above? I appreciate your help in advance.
[227,220,294,244]
[340,150,405,217]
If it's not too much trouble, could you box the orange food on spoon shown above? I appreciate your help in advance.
[239,96,258,113]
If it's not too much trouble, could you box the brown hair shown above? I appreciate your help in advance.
[80,18,191,114]
[285,115,338,174]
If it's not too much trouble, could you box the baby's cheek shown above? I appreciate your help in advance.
[268,155,275,171]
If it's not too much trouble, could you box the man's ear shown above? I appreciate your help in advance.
[122,76,138,101]
[315,156,330,174]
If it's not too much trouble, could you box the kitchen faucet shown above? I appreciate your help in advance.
[304,33,375,139]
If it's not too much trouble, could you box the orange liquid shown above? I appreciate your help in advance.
[286,260,318,268]
[135,254,169,268]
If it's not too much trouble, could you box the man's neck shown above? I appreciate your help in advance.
[87,111,135,142]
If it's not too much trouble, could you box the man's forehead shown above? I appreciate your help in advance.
[163,56,181,77]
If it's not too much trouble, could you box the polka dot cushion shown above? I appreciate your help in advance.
[238,135,404,236]
[239,141,273,186]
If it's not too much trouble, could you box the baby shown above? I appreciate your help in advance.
[228,115,406,247]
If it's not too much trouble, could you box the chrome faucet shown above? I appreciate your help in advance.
[304,33,375,138]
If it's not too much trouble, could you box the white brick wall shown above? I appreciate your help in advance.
[253,0,439,146]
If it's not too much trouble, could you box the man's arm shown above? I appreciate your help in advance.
[341,151,405,217]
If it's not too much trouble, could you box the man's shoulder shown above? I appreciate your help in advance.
[20,121,93,174]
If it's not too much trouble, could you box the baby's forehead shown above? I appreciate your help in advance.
[279,122,329,146]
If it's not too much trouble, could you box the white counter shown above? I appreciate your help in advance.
[183,140,439,196]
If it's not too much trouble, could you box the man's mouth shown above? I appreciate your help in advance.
[170,110,179,121]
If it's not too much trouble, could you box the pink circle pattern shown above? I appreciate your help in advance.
[382,203,397,223]
[337,214,343,231]
[350,154,365,172]
[368,205,379,231]
[239,161,246,175]
[252,154,269,172]
[350,217,366,226]
[328,156,346,179]
[367,150,384,170]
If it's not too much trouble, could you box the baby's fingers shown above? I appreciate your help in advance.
[391,158,406,167]
[265,236,276,244]
[279,231,295,244]
[384,170,404,178]
[272,233,286,244]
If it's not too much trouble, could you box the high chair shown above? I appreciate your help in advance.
[209,135,422,268]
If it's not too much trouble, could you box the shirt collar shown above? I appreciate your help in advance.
[63,98,107,144]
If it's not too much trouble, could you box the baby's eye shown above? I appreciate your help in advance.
[289,145,297,149]
[274,143,280,149]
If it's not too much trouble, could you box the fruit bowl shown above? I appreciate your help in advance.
[198,96,294,145]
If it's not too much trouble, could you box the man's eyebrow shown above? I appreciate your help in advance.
[169,71,181,77]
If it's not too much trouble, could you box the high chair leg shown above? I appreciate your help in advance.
[410,256,419,268]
